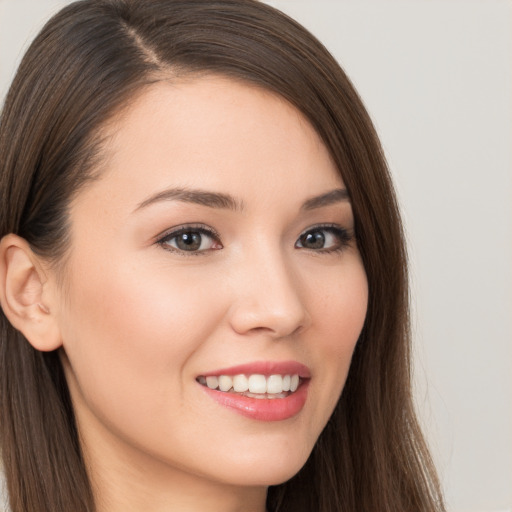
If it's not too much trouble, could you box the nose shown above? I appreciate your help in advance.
[227,247,310,339]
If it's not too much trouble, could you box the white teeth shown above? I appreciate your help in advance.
[200,373,302,395]
[233,374,249,392]
[248,374,267,394]
[290,374,299,392]
[206,376,218,389]
[266,374,283,394]
[218,375,233,392]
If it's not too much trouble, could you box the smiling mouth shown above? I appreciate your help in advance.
[196,373,302,399]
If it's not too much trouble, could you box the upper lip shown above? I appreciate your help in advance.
[199,360,311,379]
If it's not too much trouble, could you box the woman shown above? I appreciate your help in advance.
[0,1,445,511]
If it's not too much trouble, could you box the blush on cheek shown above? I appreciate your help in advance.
[61,254,228,422]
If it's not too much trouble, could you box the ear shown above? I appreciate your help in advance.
[0,234,62,351]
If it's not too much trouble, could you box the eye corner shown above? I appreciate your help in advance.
[295,224,354,253]
[156,224,222,255]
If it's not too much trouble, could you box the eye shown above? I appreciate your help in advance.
[157,225,222,254]
[295,225,352,253]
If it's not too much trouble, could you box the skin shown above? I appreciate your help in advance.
[44,76,368,512]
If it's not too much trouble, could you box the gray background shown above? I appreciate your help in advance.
[1,1,511,511]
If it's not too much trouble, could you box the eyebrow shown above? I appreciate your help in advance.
[301,188,350,210]
[134,186,349,213]
[134,187,243,212]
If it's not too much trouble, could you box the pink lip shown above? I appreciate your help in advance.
[198,360,311,422]
[200,380,310,422]
[200,360,311,378]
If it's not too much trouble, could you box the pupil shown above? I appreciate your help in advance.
[303,231,325,249]
[177,232,201,251]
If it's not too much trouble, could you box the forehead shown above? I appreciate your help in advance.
[79,75,343,213]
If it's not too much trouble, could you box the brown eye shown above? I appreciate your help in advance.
[174,231,203,251]
[295,226,352,253]
[159,226,221,253]
[298,231,325,249]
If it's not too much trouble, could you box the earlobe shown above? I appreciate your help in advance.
[0,234,62,352]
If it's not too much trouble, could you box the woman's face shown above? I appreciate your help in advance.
[53,76,368,494]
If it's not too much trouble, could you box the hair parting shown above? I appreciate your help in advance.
[0,1,445,511]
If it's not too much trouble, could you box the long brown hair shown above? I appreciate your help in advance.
[0,1,445,511]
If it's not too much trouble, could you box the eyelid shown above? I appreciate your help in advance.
[155,223,222,255]
[295,223,354,252]
[154,222,353,256]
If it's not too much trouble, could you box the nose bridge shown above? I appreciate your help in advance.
[228,241,309,337]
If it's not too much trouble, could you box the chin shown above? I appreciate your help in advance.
[206,443,312,488]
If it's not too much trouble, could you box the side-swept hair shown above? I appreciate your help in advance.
[0,1,445,511]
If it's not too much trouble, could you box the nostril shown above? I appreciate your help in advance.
[230,319,306,339]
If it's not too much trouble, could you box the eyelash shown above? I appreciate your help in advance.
[296,224,354,254]
[156,224,221,256]
[156,223,353,256]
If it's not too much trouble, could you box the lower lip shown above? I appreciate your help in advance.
[200,381,310,421]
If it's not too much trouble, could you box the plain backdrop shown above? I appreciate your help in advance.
[1,1,511,511]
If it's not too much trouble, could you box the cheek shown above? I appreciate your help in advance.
[322,274,367,360]
[307,254,368,351]
[57,252,225,424]
[302,257,368,433]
